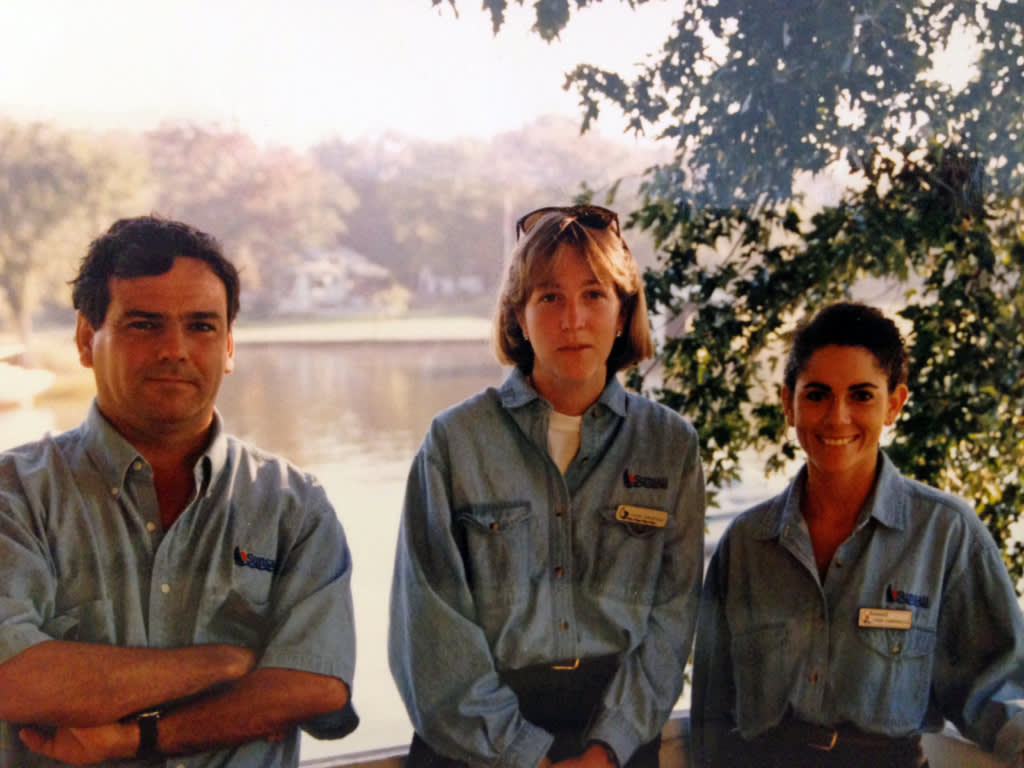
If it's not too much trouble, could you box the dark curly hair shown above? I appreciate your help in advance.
[71,215,240,328]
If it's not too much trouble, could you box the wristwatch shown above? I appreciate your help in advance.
[136,710,161,759]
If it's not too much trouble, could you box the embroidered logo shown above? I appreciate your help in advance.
[885,584,930,609]
[233,546,277,573]
[623,469,668,489]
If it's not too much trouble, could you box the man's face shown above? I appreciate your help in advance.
[76,257,235,445]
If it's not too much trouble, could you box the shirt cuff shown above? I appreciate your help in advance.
[586,711,643,768]
[496,719,554,768]
[994,711,1024,768]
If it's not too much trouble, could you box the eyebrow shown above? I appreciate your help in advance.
[533,277,604,289]
[121,309,224,322]
[802,381,880,391]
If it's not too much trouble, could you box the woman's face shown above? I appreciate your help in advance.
[517,245,622,413]
[782,344,908,484]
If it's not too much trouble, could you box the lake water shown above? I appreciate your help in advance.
[16,339,781,762]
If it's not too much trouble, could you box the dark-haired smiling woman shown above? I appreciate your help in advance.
[692,302,1024,768]
[389,206,705,768]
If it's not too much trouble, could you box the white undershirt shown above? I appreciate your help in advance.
[547,410,583,474]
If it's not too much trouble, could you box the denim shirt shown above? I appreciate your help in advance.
[388,369,705,768]
[691,451,1024,766]
[0,402,357,768]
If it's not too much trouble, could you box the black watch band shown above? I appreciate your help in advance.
[136,711,161,760]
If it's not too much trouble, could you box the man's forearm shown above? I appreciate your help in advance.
[156,667,349,755]
[18,667,350,765]
[0,640,255,726]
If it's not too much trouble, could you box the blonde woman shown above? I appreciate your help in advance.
[389,205,705,768]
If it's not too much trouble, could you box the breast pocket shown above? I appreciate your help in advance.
[853,623,937,727]
[586,505,667,602]
[201,588,271,649]
[42,599,117,644]
[457,502,536,612]
[731,623,794,728]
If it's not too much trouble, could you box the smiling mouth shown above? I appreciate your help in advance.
[820,436,857,446]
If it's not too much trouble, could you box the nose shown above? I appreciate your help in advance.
[159,325,188,362]
[561,298,585,330]
[825,397,850,425]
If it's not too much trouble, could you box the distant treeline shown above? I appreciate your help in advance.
[0,114,665,345]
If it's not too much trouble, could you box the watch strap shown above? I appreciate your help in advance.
[136,711,160,759]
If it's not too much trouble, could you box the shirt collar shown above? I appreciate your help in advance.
[83,399,229,498]
[754,450,908,540]
[498,367,628,418]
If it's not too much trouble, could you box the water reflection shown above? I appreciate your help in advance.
[219,341,505,467]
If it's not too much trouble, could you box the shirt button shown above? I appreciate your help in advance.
[559,620,569,631]
[580,457,589,465]
[110,487,120,497]
[489,522,499,531]
[554,567,564,578]
[554,506,565,517]
[146,522,157,532]
[810,671,819,683]
[132,460,143,471]
[161,583,171,594]
[891,645,901,654]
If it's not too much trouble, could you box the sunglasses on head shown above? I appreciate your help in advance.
[515,205,621,241]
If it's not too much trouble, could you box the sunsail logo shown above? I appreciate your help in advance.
[885,584,929,609]
[623,469,668,489]
[233,546,277,573]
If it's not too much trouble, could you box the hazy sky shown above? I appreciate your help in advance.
[0,0,679,147]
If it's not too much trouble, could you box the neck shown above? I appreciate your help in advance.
[803,461,877,526]
[530,374,604,416]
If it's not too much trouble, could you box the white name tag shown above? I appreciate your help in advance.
[858,608,913,630]
[615,505,667,528]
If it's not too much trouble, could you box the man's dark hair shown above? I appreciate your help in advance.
[784,302,908,392]
[71,215,240,328]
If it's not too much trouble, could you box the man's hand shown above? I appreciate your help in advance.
[552,743,618,768]
[19,721,137,766]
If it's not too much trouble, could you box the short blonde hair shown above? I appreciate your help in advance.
[492,208,654,375]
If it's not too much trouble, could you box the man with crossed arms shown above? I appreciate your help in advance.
[0,216,357,766]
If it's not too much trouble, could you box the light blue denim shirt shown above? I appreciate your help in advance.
[691,451,1024,766]
[0,402,357,768]
[388,369,705,768]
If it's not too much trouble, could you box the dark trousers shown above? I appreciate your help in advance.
[406,656,661,768]
[713,721,928,768]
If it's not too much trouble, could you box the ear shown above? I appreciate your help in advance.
[75,313,96,369]
[224,328,235,374]
[781,385,795,427]
[885,384,909,425]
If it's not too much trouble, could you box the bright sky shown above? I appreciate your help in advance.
[0,0,679,147]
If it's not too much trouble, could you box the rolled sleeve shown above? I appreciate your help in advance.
[258,481,356,686]
[388,437,553,768]
[587,435,705,765]
[0,493,56,665]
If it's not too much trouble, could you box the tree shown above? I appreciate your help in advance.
[0,119,147,357]
[440,1,1024,586]
[439,0,1024,206]
[145,123,357,316]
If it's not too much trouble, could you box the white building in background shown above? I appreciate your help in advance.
[277,246,395,315]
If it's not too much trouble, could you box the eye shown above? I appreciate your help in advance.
[127,320,156,331]
[851,389,875,402]
[804,390,828,403]
[536,293,558,304]
[585,288,608,300]
[190,321,217,332]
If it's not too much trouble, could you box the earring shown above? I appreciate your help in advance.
[616,329,623,337]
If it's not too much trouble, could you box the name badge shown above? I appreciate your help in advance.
[858,608,913,630]
[615,505,667,528]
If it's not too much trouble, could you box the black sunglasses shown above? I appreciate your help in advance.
[515,205,621,241]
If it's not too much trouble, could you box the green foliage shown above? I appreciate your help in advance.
[448,0,1024,205]
[631,144,1024,584]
